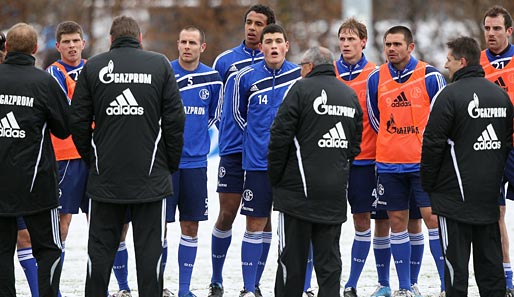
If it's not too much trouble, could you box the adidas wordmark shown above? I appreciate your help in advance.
[318,122,348,148]
[106,88,144,116]
[0,111,25,138]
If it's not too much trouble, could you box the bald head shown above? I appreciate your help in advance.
[6,23,38,55]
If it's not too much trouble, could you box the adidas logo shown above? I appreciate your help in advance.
[250,85,259,92]
[473,123,501,151]
[391,91,411,107]
[318,122,348,148]
[229,65,238,73]
[0,111,25,138]
[494,76,509,92]
[105,88,144,116]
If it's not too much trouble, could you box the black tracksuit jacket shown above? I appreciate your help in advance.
[268,64,363,224]
[70,37,185,204]
[0,52,70,216]
[421,65,513,224]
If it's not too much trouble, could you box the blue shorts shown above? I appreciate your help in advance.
[217,153,244,194]
[240,171,272,217]
[166,168,208,222]
[58,159,89,214]
[376,172,431,211]
[348,165,377,214]
[17,217,26,230]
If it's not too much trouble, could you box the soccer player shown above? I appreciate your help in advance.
[480,6,514,296]
[70,15,185,296]
[164,26,222,297]
[233,24,301,297]
[366,25,446,297]
[334,17,391,297]
[209,5,277,297]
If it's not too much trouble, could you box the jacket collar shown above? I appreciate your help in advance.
[452,65,485,82]
[4,52,35,66]
[241,41,262,57]
[338,53,368,71]
[110,37,141,50]
[306,64,336,78]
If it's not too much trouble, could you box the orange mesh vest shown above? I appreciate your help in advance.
[480,50,514,104]
[334,61,377,160]
[50,61,82,160]
[375,61,429,163]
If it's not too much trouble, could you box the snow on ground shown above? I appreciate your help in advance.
[15,155,500,296]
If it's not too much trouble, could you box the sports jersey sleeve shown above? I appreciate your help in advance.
[268,82,301,185]
[47,65,69,99]
[161,60,186,173]
[69,64,94,162]
[366,69,380,133]
[425,65,447,101]
[232,69,250,131]
[420,89,453,193]
[46,74,70,139]
[208,73,223,128]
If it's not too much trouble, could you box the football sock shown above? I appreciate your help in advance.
[255,231,271,286]
[211,227,231,285]
[178,235,198,296]
[18,247,39,297]
[373,236,391,287]
[346,229,371,289]
[304,243,314,292]
[113,241,130,291]
[241,231,263,293]
[391,231,411,290]
[429,228,445,291]
[409,232,424,285]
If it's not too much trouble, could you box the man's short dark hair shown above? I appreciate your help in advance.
[483,5,513,29]
[260,24,287,43]
[384,25,413,45]
[180,26,206,44]
[244,4,276,25]
[447,36,481,66]
[6,23,38,54]
[110,15,141,41]
[56,21,84,42]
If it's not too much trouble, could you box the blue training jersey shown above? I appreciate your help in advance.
[46,59,86,99]
[366,56,446,173]
[232,60,301,171]
[484,44,514,69]
[213,41,264,156]
[171,60,223,168]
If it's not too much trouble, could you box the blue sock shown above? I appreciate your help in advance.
[255,231,271,287]
[346,229,371,289]
[162,239,168,273]
[409,232,424,285]
[505,263,514,289]
[59,242,65,297]
[113,241,130,291]
[178,235,198,297]
[304,243,314,292]
[18,247,39,297]
[429,228,445,291]
[373,236,391,287]
[241,231,263,293]
[391,231,411,290]
[211,227,231,285]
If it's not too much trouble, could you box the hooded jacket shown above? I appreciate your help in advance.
[0,52,69,216]
[70,37,185,203]
[421,65,513,224]
[268,64,363,224]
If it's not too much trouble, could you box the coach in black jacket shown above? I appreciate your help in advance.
[0,23,69,297]
[70,16,185,296]
[421,37,512,297]
[269,46,362,297]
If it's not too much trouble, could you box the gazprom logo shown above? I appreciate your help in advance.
[99,60,152,84]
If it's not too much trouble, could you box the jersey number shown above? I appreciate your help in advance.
[258,95,268,105]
